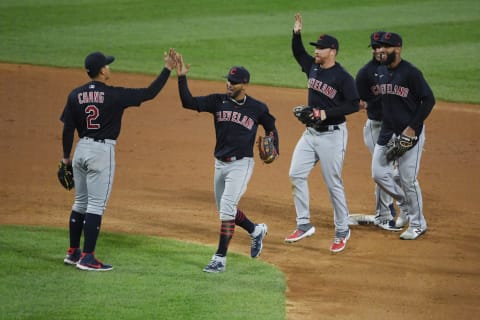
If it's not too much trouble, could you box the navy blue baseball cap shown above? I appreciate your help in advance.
[226,66,250,84]
[378,32,402,47]
[369,31,385,47]
[85,51,115,77]
[309,34,339,51]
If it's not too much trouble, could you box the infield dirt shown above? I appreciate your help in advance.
[1,63,479,319]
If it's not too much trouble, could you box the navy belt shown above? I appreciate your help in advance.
[315,125,339,132]
[217,156,243,162]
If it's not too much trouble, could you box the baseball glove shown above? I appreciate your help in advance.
[385,134,417,162]
[292,105,323,129]
[57,160,74,190]
[257,134,278,164]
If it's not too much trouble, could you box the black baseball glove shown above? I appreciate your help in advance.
[57,160,74,190]
[385,134,418,162]
[292,105,323,129]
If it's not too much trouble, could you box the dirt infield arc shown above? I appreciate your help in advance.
[0,63,479,319]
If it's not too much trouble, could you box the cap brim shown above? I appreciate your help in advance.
[105,56,115,65]
[309,42,333,49]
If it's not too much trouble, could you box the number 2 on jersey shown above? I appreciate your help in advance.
[85,105,100,129]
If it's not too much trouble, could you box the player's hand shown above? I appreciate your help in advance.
[359,100,368,110]
[402,126,416,138]
[293,13,302,34]
[175,53,191,76]
[164,48,177,71]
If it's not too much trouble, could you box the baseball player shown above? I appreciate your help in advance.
[285,13,359,253]
[61,49,177,271]
[174,53,278,273]
[372,32,435,239]
[355,31,404,231]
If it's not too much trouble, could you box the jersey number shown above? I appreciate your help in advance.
[85,105,100,129]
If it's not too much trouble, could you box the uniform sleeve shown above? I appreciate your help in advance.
[408,69,435,131]
[292,32,314,75]
[177,75,221,112]
[59,97,76,159]
[355,65,376,102]
[325,74,360,118]
[177,75,201,111]
[142,67,172,100]
[116,67,172,108]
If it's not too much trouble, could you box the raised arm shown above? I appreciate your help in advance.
[175,53,198,110]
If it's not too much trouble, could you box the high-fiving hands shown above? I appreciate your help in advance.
[164,48,177,70]
[175,53,191,76]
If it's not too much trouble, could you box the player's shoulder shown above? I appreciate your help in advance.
[399,60,425,77]
[246,95,269,110]
[334,62,356,82]
[356,60,377,77]
[399,59,421,71]
[246,95,265,105]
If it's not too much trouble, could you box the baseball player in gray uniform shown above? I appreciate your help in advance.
[355,31,404,231]
[285,14,359,253]
[175,54,278,272]
[372,32,435,240]
[61,50,177,270]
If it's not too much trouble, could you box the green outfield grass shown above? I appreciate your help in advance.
[0,0,479,103]
[0,225,285,320]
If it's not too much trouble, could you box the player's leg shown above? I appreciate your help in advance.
[205,158,255,272]
[286,130,317,242]
[372,142,406,203]
[204,160,230,273]
[397,131,427,239]
[364,119,395,218]
[64,144,88,265]
[316,123,350,252]
[219,159,261,255]
[77,141,115,271]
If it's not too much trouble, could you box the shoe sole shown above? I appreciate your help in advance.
[203,268,225,273]
[76,264,113,271]
[284,227,316,243]
[64,259,79,265]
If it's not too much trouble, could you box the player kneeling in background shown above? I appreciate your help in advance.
[174,53,279,273]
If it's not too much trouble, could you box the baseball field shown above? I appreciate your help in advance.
[1,1,479,319]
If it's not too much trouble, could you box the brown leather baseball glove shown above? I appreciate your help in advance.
[257,134,278,164]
